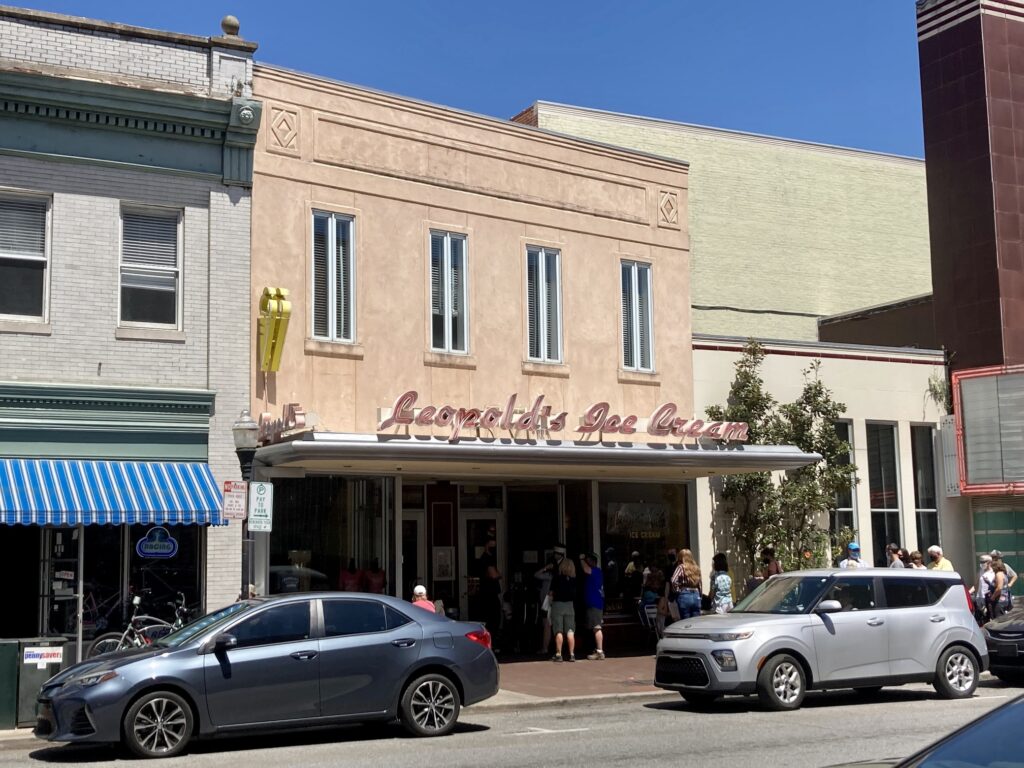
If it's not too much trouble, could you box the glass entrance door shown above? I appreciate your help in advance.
[401,511,426,600]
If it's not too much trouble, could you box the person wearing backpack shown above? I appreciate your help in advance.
[671,549,702,619]
[989,557,1012,620]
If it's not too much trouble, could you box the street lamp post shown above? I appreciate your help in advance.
[232,409,259,597]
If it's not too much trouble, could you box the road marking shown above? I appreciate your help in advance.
[513,726,591,736]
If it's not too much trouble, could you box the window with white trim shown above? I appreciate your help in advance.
[832,420,856,534]
[311,212,354,342]
[867,422,902,566]
[0,195,48,320]
[526,246,561,363]
[621,260,653,371]
[120,208,181,328]
[911,425,940,549]
[430,231,468,353]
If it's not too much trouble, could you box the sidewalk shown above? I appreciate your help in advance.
[472,652,672,711]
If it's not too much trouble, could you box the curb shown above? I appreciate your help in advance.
[468,689,676,713]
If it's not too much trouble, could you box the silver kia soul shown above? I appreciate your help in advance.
[655,569,988,710]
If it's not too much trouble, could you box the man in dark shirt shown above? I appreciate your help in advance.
[580,552,605,660]
[478,538,502,648]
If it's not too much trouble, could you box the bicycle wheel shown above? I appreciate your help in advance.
[88,632,126,657]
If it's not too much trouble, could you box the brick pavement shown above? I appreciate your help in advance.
[495,653,659,699]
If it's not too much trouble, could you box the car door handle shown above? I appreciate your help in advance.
[290,650,318,660]
[866,618,885,627]
[929,615,946,623]
[391,638,416,648]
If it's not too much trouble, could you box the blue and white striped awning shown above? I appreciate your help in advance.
[0,459,223,526]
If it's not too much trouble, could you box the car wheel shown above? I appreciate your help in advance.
[854,686,883,695]
[933,646,979,699]
[400,673,461,737]
[680,691,720,708]
[87,633,125,658]
[756,654,806,711]
[122,691,193,759]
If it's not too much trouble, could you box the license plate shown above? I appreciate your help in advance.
[993,643,1020,657]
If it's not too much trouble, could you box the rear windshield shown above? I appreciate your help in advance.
[732,576,831,614]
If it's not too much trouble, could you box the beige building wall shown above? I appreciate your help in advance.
[690,339,968,578]
[251,68,691,441]
[520,103,932,342]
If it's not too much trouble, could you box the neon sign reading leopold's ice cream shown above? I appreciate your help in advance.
[378,390,749,444]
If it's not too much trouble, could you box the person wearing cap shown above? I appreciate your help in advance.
[839,542,866,569]
[886,543,906,568]
[973,554,994,623]
[410,585,436,613]
[990,550,1018,589]
[580,551,606,660]
[927,545,954,572]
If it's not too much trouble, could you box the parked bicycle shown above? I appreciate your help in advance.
[86,591,189,658]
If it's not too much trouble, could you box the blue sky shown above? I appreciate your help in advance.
[24,1,925,157]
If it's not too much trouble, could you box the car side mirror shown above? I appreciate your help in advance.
[211,633,237,653]
[815,599,843,614]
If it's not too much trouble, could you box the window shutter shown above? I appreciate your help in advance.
[449,236,466,351]
[430,233,444,316]
[0,198,46,257]
[637,264,652,370]
[527,249,540,359]
[621,263,635,368]
[335,218,352,341]
[544,251,560,361]
[122,211,177,269]
[312,214,329,338]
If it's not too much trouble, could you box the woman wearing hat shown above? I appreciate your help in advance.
[839,541,865,569]
[410,585,437,613]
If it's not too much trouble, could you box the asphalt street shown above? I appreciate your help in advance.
[1,680,1017,768]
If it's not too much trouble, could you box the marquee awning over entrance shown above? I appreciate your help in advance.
[0,459,224,526]
[255,432,821,481]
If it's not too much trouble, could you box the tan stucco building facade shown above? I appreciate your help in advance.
[246,67,816,634]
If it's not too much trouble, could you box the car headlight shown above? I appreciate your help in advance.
[68,671,118,688]
[708,631,754,642]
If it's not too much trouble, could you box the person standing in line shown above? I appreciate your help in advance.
[990,550,1018,591]
[671,549,702,619]
[478,538,503,648]
[887,543,906,568]
[839,542,866,569]
[761,547,783,579]
[709,553,734,614]
[927,545,954,572]
[989,557,1012,620]
[908,550,927,569]
[338,558,364,591]
[410,585,437,613]
[548,555,577,662]
[533,548,560,655]
[580,552,606,660]
[973,554,993,624]
[364,558,387,594]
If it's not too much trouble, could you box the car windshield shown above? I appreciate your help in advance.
[155,601,254,648]
[903,694,1024,767]
[732,575,831,614]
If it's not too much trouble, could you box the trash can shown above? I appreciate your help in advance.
[16,638,68,727]
[0,640,18,730]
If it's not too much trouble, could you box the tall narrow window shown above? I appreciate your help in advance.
[430,231,468,353]
[311,212,354,342]
[912,425,939,550]
[621,260,653,371]
[120,208,180,327]
[0,196,48,320]
[831,421,855,534]
[867,423,901,566]
[526,247,561,363]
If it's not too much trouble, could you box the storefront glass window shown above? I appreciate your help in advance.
[268,476,393,595]
[598,483,688,610]
[128,525,201,623]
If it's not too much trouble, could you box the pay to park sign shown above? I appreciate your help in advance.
[247,482,274,532]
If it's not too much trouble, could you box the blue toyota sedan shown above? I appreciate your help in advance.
[35,593,498,758]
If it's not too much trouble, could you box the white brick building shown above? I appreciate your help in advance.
[0,7,261,650]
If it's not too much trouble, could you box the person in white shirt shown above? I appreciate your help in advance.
[839,541,866,569]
